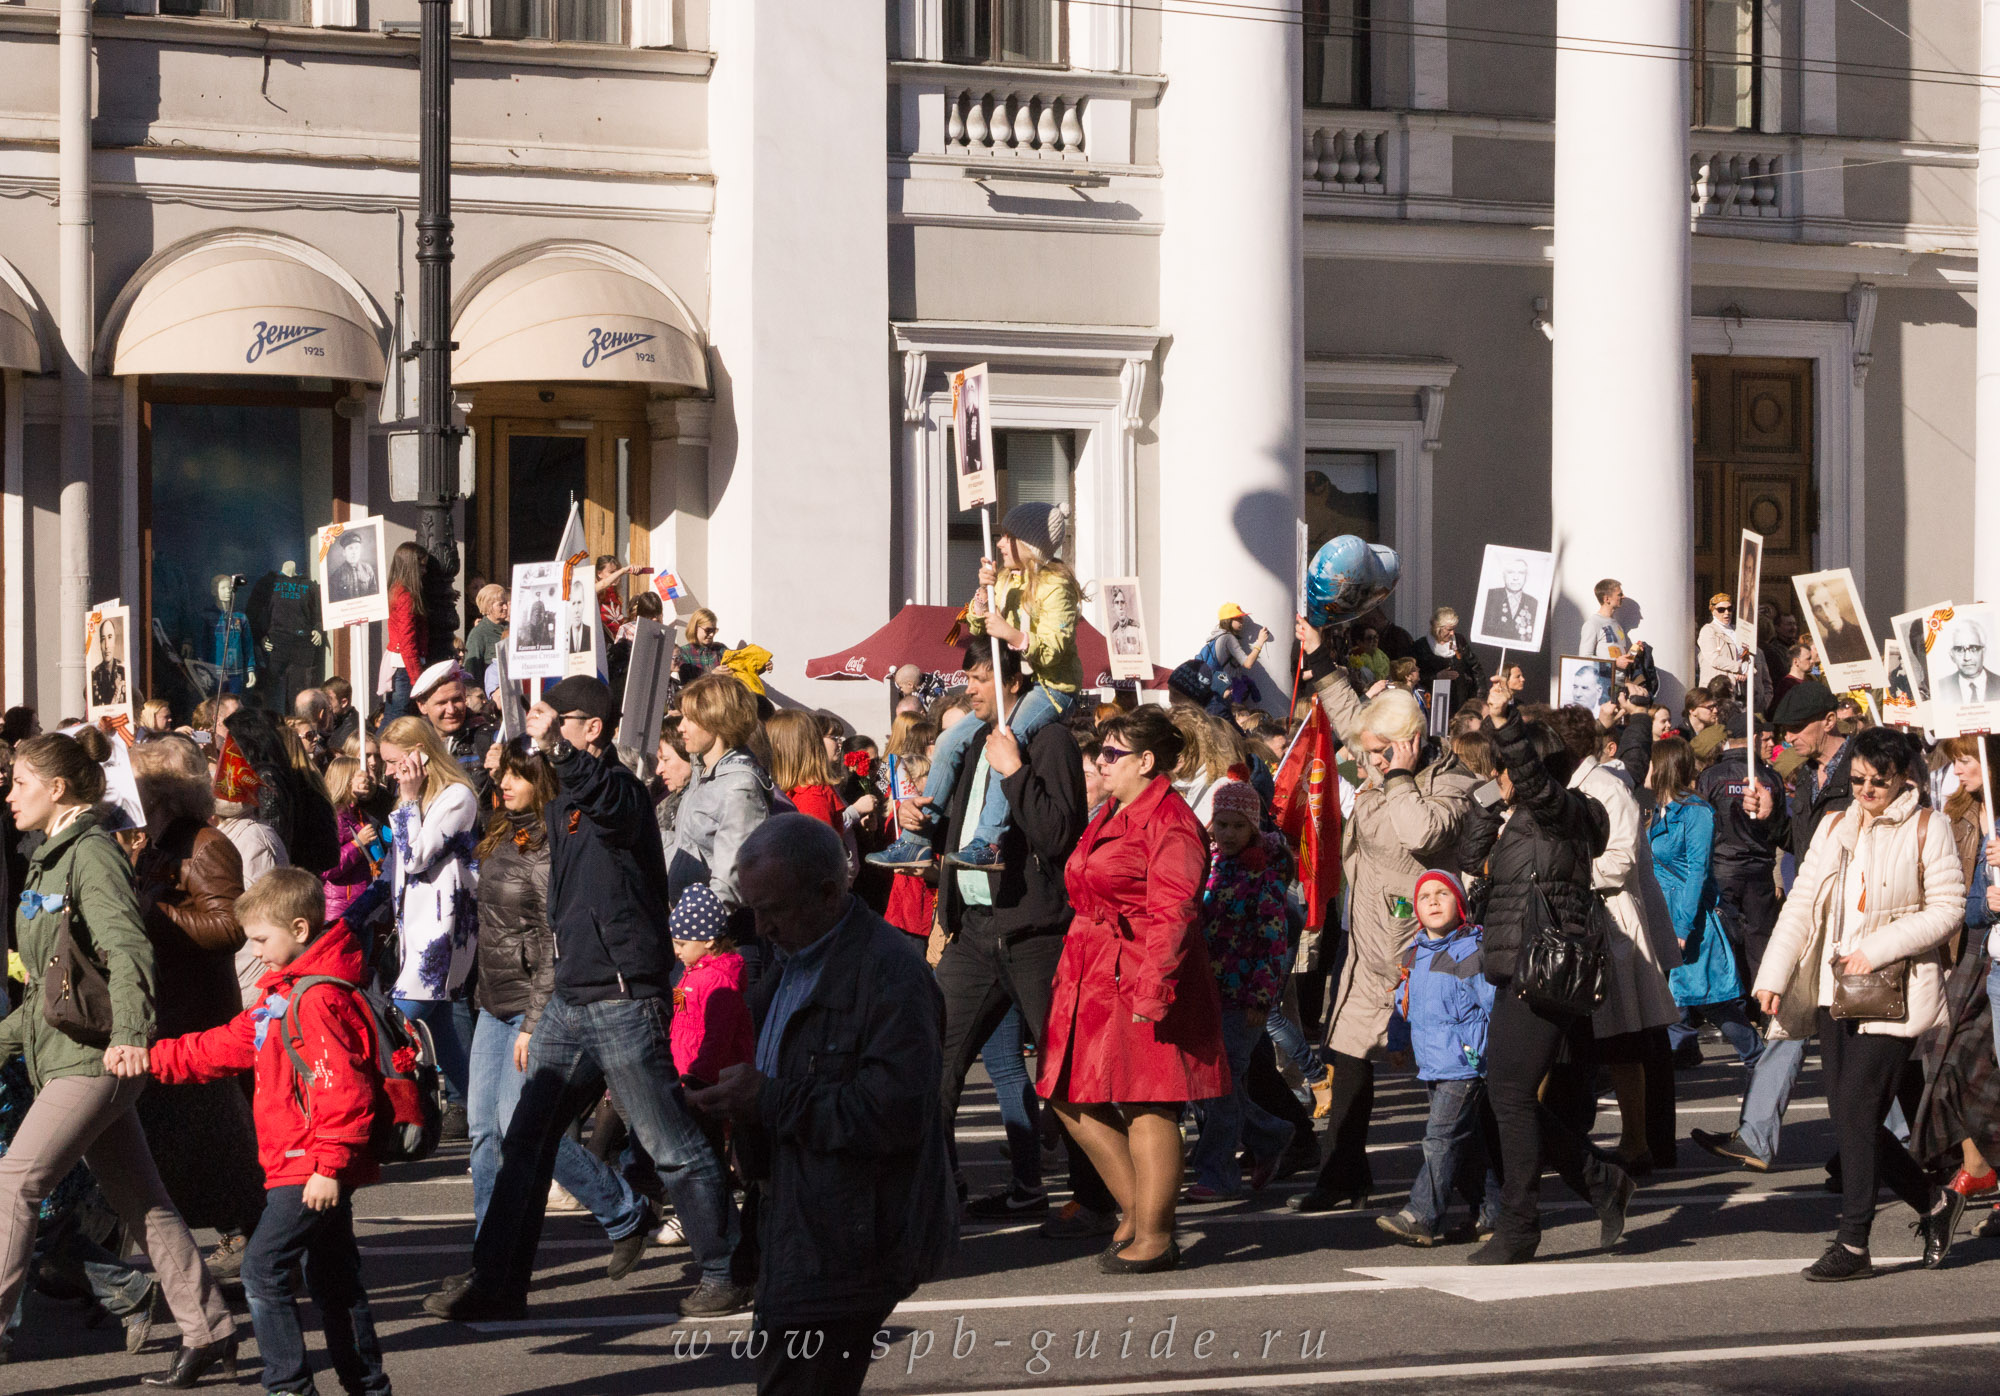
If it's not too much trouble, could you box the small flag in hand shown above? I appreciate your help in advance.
[655,572,689,601]
[1272,703,1343,931]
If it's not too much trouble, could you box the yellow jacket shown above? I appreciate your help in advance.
[972,568,1081,694]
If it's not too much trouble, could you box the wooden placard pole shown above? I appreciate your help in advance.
[980,507,1010,729]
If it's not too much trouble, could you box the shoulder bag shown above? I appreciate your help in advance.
[40,853,116,1048]
[1829,808,1928,1023]
[1515,871,1608,1018]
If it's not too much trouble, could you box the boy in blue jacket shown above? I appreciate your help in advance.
[1381,869,1502,1246]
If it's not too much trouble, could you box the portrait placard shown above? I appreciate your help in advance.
[1734,530,1763,651]
[1100,577,1151,682]
[85,600,134,728]
[555,503,607,681]
[617,618,677,763]
[1925,602,2000,737]
[493,645,527,743]
[952,363,996,513]
[508,561,565,681]
[1470,545,1555,653]
[1557,655,1615,712]
[316,515,390,629]
[1885,602,1950,732]
[1792,567,1882,693]
[1429,678,1452,738]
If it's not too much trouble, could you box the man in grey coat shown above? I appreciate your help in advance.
[692,815,956,1396]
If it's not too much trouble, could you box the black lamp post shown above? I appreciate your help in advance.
[414,0,461,657]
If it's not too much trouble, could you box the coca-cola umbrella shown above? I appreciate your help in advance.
[805,604,1169,689]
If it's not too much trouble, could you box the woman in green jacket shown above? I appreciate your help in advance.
[0,734,234,1381]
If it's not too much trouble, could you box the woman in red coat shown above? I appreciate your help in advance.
[1038,706,1228,1274]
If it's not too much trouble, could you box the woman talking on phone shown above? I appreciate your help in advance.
[1752,726,1965,1279]
[380,715,481,1110]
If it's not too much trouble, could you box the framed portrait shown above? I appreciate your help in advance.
[316,515,390,629]
[1886,602,1950,732]
[85,600,134,728]
[1792,567,1882,692]
[1100,577,1152,681]
[1734,530,1763,651]
[1924,602,2000,738]
[1469,545,1555,653]
[508,561,565,681]
[952,362,996,513]
[554,503,607,681]
[1557,654,1616,712]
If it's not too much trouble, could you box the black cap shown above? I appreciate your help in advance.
[545,675,616,725]
[1770,680,1838,732]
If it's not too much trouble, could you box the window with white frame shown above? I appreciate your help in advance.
[1693,0,1759,131]
[1304,0,1371,109]
[489,0,622,43]
[946,429,1076,606]
[158,0,308,21]
[944,0,1065,67]
[1303,450,1382,562]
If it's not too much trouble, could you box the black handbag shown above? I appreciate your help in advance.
[1515,876,1608,1018]
[39,860,115,1048]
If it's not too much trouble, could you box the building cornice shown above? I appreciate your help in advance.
[891,321,1161,369]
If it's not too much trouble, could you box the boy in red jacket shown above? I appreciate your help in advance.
[109,868,391,1396]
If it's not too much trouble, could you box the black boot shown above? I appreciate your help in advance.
[139,1335,239,1388]
[1921,1189,1968,1269]
[1467,1230,1539,1265]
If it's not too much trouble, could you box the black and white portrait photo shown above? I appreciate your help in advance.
[1100,576,1151,681]
[952,363,995,512]
[1470,545,1554,653]
[317,514,391,629]
[1735,530,1763,650]
[86,604,132,725]
[1926,606,2000,736]
[508,561,564,680]
[1559,655,1615,712]
[1792,567,1881,691]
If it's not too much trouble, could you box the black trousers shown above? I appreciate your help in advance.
[754,1309,895,1396]
[1485,985,1616,1243]
[1716,871,1779,994]
[1818,1009,1935,1249]
[1310,1051,1375,1195]
[934,922,1115,1214]
[1246,1033,1313,1142]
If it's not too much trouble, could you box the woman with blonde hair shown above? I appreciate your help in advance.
[766,708,859,882]
[380,713,481,1110]
[1169,704,1242,824]
[675,607,725,683]
[669,673,777,919]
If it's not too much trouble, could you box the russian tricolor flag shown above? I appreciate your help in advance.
[655,572,689,601]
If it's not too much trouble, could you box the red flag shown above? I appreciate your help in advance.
[1271,703,1342,930]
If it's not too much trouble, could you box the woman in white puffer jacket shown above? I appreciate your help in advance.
[1753,727,1964,1281]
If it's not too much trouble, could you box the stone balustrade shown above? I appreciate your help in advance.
[1691,148,1786,218]
[1304,123,1391,194]
[944,88,1087,160]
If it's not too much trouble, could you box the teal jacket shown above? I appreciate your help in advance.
[0,811,157,1088]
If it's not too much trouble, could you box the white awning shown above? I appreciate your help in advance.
[111,246,385,381]
[453,255,707,389]
[0,276,38,372]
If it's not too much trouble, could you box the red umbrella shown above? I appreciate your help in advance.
[806,604,1169,689]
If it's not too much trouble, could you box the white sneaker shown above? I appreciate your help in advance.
[547,1181,584,1213]
[654,1216,686,1248]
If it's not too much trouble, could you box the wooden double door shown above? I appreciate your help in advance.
[468,384,651,588]
[1692,356,1814,618]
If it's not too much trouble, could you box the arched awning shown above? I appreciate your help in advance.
[111,245,385,381]
[0,275,39,371]
[453,254,707,389]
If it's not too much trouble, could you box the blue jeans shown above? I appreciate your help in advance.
[922,684,1073,846]
[1406,1077,1501,1234]
[383,667,413,722]
[1667,1000,1764,1072]
[395,994,470,1107]
[467,1008,647,1239]
[1265,943,1322,1086]
[472,993,738,1295]
[242,1183,390,1396]
[1189,1009,1295,1193]
[981,1006,1041,1193]
[1737,1033,1805,1164]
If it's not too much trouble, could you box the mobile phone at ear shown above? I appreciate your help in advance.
[1472,780,1503,809]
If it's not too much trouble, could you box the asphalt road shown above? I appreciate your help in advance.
[15,1034,2000,1396]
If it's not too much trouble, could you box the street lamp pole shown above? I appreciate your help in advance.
[415,0,460,656]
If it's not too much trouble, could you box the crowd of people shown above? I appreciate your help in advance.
[0,525,1996,1394]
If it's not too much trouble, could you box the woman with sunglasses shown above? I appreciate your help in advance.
[1753,726,1966,1279]
[1036,707,1227,1274]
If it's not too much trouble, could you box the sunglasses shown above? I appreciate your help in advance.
[1097,745,1131,765]
[1852,773,1902,791]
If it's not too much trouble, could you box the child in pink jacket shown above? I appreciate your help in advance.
[669,885,755,1090]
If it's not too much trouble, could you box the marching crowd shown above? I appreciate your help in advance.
[0,511,1996,1395]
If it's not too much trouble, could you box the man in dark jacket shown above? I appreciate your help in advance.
[424,676,749,1323]
[1696,681,1851,1174]
[1694,708,1789,985]
[920,645,1118,1233]
[692,815,956,1396]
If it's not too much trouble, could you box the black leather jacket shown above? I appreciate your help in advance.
[474,813,557,1033]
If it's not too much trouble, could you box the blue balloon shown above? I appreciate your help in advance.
[1306,536,1401,628]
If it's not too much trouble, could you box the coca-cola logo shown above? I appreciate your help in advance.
[843,657,867,675]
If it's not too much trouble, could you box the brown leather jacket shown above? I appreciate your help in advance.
[135,818,247,1040]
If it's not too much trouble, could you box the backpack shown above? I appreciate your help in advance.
[281,976,444,1166]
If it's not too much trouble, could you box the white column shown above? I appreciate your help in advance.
[1550,0,1694,699]
[708,0,889,733]
[1156,0,1302,700]
[1977,1,2000,604]
[57,0,93,717]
